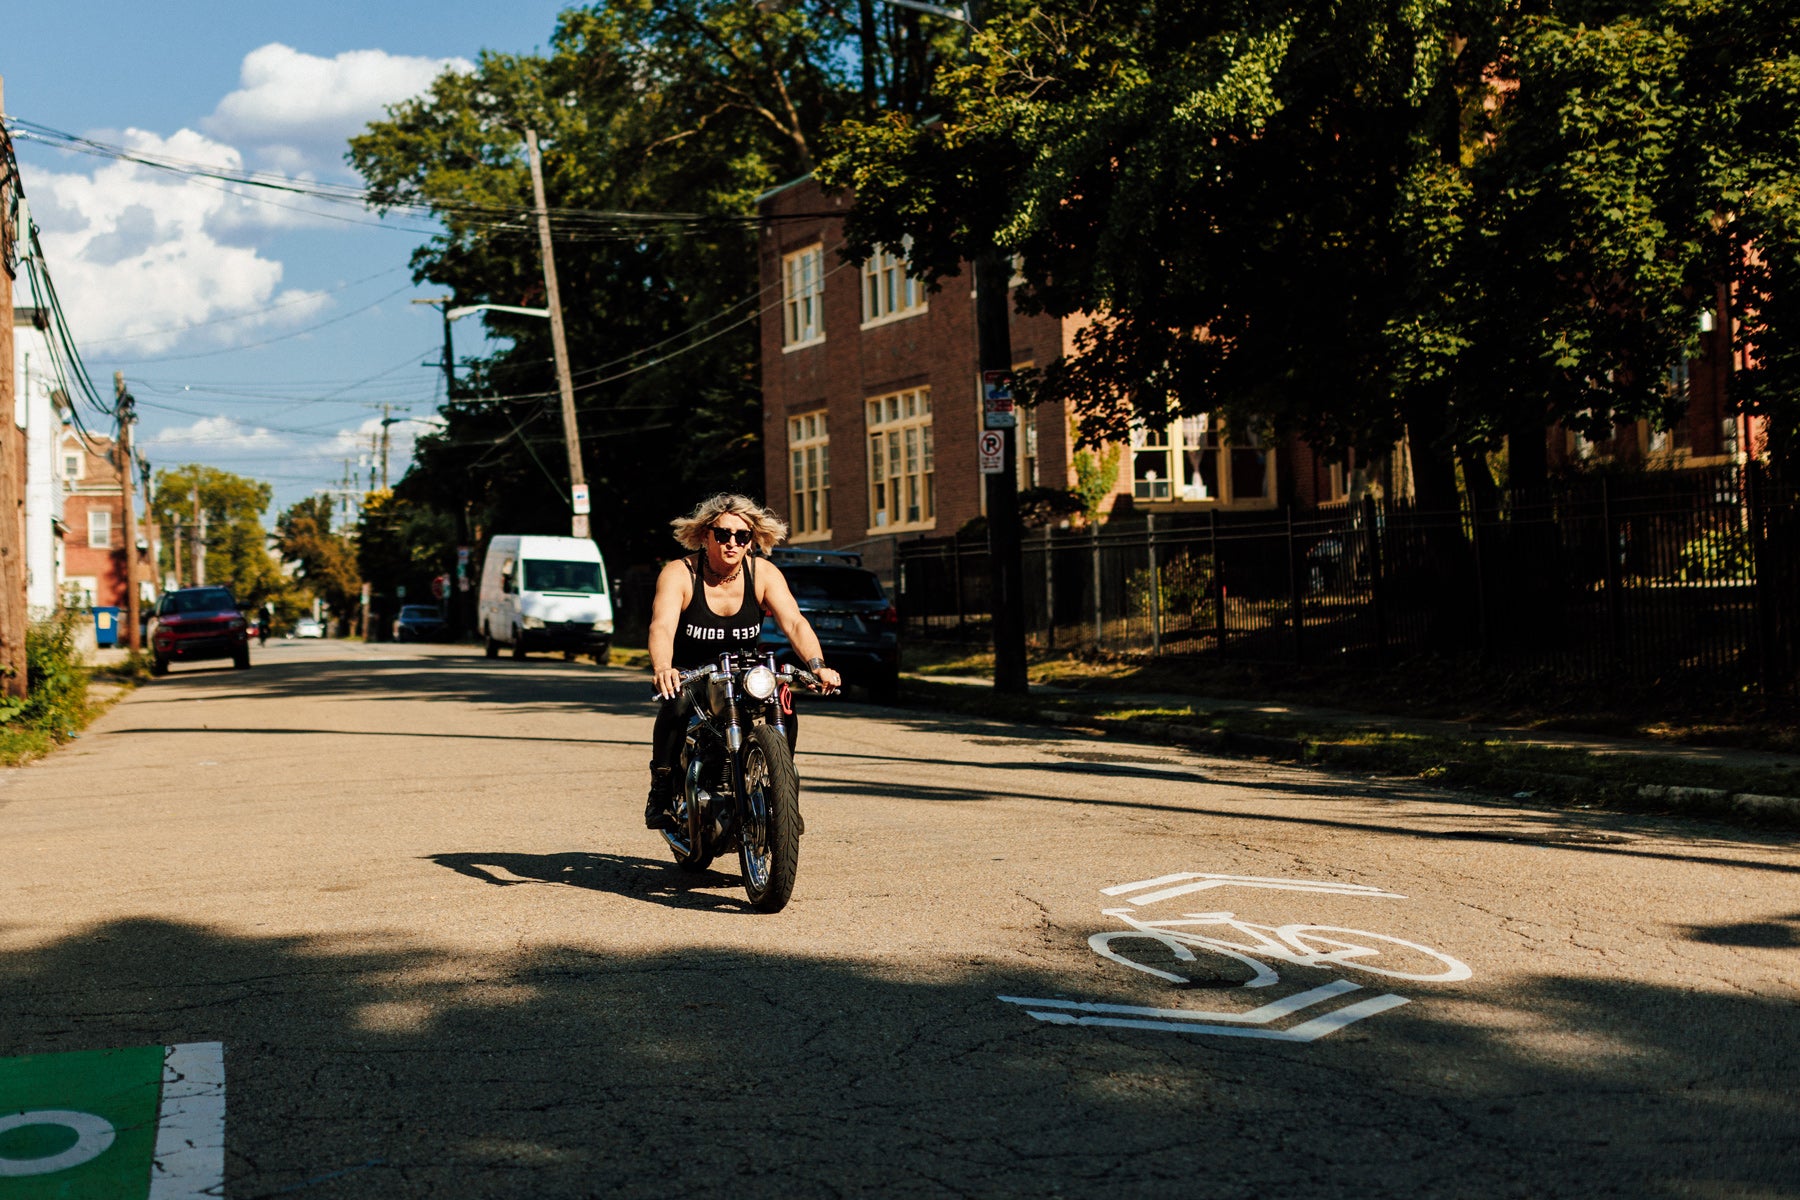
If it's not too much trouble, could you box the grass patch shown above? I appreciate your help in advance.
[0,609,137,767]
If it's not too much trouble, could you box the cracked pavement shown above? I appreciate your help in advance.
[2,639,1797,1197]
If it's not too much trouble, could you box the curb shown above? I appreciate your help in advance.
[915,682,1800,830]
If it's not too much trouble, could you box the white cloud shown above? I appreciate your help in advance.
[27,128,330,353]
[308,414,440,476]
[205,44,472,175]
[149,415,286,451]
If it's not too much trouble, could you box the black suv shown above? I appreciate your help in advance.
[763,549,900,702]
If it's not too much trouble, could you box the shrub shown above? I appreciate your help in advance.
[1677,529,1752,583]
[16,608,91,740]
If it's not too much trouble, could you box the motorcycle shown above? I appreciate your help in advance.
[651,651,832,912]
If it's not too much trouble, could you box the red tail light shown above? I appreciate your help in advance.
[879,604,899,627]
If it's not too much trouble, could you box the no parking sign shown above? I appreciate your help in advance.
[978,430,1005,475]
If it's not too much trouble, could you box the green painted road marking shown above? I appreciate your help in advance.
[0,1043,224,1200]
[0,1045,163,1199]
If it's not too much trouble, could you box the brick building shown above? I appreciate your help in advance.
[57,428,130,608]
[758,177,1353,554]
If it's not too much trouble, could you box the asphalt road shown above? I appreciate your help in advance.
[3,639,1797,1198]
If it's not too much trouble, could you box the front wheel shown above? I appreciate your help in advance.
[510,630,527,660]
[738,725,801,913]
[233,647,251,670]
[484,627,499,659]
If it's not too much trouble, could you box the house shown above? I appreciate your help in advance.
[758,177,1346,552]
[14,306,68,616]
[56,427,132,609]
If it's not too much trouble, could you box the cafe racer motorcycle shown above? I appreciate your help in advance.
[652,651,830,912]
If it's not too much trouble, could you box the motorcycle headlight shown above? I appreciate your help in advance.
[521,616,545,629]
[742,665,778,700]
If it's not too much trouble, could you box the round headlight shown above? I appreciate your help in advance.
[742,665,778,700]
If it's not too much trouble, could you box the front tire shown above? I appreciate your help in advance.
[484,627,499,659]
[739,725,801,913]
[151,654,169,677]
[233,647,250,670]
[510,630,527,660]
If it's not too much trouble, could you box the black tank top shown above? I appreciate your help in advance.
[671,555,762,668]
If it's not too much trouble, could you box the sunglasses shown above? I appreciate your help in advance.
[710,527,754,547]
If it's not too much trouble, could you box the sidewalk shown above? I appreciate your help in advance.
[905,673,1800,827]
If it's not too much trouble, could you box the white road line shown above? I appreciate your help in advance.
[1102,873,1407,906]
[149,1042,225,1200]
[1017,993,1411,1041]
[998,980,1361,1025]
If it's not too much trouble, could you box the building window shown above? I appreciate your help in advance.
[1130,414,1274,505]
[88,510,112,549]
[867,388,934,530]
[782,244,825,348]
[862,240,925,326]
[788,411,830,539]
[62,451,81,481]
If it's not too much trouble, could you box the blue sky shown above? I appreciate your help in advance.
[8,2,573,520]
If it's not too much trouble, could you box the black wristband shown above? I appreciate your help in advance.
[806,657,826,671]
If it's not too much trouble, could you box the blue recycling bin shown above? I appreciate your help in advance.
[91,606,121,647]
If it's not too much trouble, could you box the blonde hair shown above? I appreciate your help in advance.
[670,493,788,553]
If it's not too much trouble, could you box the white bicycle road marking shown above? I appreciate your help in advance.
[1091,907,1473,989]
[1000,873,1470,1043]
[1102,873,1407,907]
[1002,988,1412,1042]
[150,1041,226,1200]
[0,1109,117,1177]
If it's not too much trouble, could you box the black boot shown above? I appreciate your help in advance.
[645,764,676,830]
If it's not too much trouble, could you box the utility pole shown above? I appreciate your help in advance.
[379,404,392,490]
[191,486,205,587]
[963,1,1027,694]
[114,373,141,651]
[0,75,27,699]
[524,128,590,540]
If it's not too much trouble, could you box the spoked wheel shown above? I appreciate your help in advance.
[738,725,801,913]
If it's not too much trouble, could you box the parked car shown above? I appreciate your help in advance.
[763,549,900,702]
[148,586,250,675]
[479,534,614,660]
[393,604,448,642]
[293,617,325,639]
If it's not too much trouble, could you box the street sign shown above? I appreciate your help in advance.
[983,370,1016,429]
[978,430,1005,474]
[572,484,590,516]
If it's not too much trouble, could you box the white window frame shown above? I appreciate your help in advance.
[61,450,82,482]
[88,509,112,549]
[866,388,935,532]
[788,411,831,542]
[1130,414,1276,507]
[861,240,926,328]
[782,244,825,350]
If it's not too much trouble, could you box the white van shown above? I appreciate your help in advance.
[479,535,614,660]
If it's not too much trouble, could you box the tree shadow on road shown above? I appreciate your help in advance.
[2,913,1796,1199]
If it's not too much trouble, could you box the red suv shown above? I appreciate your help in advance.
[149,587,251,675]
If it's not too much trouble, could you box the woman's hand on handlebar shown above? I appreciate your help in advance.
[652,665,684,699]
[811,666,842,693]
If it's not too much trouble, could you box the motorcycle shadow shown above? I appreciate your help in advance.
[425,851,749,911]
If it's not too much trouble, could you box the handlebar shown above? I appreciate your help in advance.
[649,661,838,701]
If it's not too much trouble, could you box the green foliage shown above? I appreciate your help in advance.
[1017,486,1085,530]
[151,465,284,604]
[13,608,91,741]
[1677,529,1753,583]
[1126,551,1215,624]
[822,0,1800,497]
[275,495,360,623]
[1072,440,1122,523]
[347,2,949,568]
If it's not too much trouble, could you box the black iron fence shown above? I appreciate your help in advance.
[896,464,1800,697]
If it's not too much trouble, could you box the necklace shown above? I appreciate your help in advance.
[702,559,741,586]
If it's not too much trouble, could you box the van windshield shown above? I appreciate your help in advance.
[524,559,603,593]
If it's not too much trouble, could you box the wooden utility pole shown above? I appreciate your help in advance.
[0,76,28,698]
[114,373,141,650]
[524,129,589,540]
[190,486,205,587]
[379,403,392,490]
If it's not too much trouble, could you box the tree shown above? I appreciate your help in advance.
[348,2,951,569]
[273,496,360,625]
[150,465,285,604]
[821,0,1800,500]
